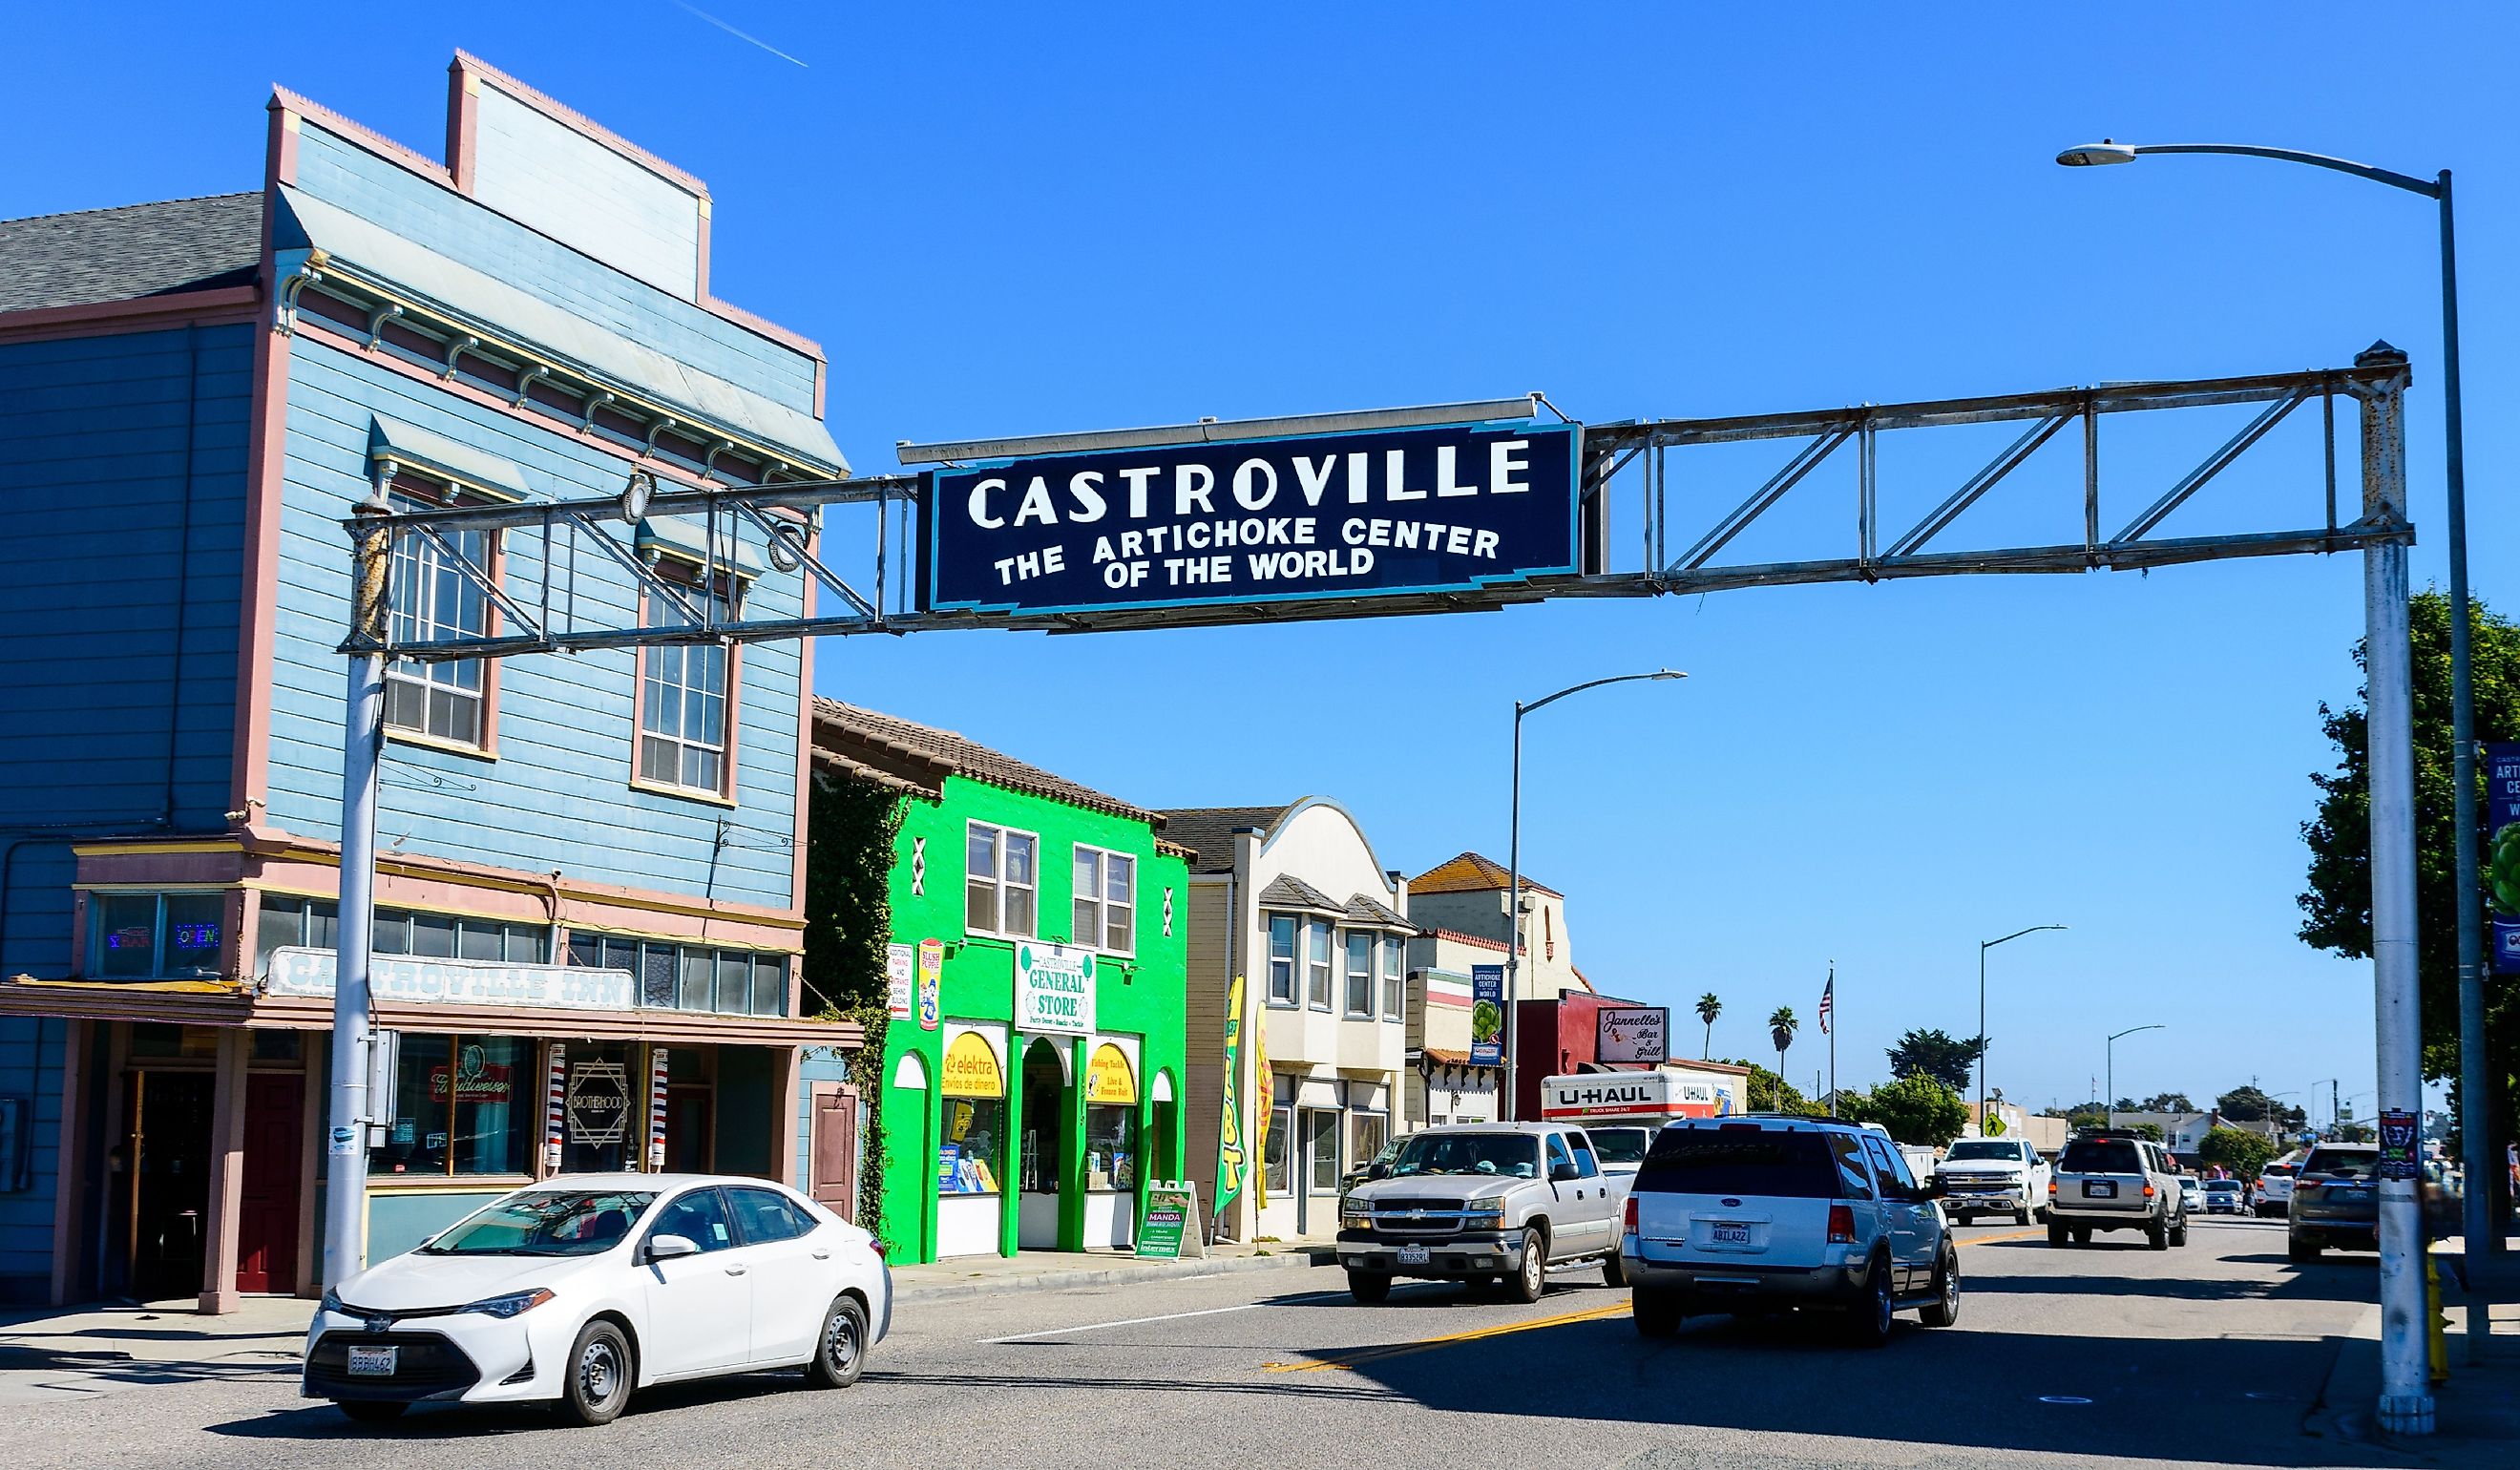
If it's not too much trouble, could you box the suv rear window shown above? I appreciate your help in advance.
[2059,1139,2142,1174]
[2302,1147,2379,1179]
[1633,1127,1839,1198]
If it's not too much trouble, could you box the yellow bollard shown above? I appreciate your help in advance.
[2425,1251,2450,1384]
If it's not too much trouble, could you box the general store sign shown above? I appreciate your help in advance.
[919,419,1581,617]
[1015,943,1097,1035]
[266,946,634,1011]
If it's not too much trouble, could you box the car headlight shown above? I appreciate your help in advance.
[1461,1204,1504,1228]
[1339,1211,1372,1231]
[458,1288,556,1319]
[320,1287,344,1316]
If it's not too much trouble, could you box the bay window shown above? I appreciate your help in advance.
[1306,919,1334,1011]
[1344,931,1374,1017]
[1266,914,1297,1005]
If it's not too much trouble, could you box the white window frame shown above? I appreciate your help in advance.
[966,821,1040,939]
[384,489,490,748]
[1265,914,1298,1007]
[1305,919,1334,1012]
[1379,934,1405,1020]
[1072,845,1136,956]
[1342,930,1374,1018]
[639,579,737,796]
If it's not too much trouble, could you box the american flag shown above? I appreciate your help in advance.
[1817,968,1834,1035]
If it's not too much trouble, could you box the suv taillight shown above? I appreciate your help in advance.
[2142,1184,2155,1198]
[1624,1196,1638,1233]
[1827,1204,1856,1243]
[2047,1179,2057,1194]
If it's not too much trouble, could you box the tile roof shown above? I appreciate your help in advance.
[0,194,263,315]
[1408,850,1561,899]
[1343,892,1417,931]
[1156,806,1293,874]
[1419,1046,1497,1072]
[811,700,1193,856]
[1256,873,1343,914]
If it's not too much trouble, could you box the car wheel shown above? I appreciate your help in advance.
[1842,1254,1895,1348]
[1346,1270,1392,1304]
[553,1318,635,1427]
[2047,1221,2068,1247]
[1601,1250,1629,1289]
[1920,1250,1961,1329]
[2171,1214,2190,1248]
[804,1295,869,1389]
[2015,1203,2032,1227]
[2070,1228,2090,1246]
[1507,1227,1547,1304]
[2146,1215,2170,1251]
[1632,1286,1685,1338]
[2289,1234,2323,1263]
[336,1400,407,1425]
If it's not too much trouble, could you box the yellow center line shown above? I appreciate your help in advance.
[1263,1300,1632,1374]
[1961,1227,2046,1247]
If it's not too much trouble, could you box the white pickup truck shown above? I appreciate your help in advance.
[1932,1136,2050,1226]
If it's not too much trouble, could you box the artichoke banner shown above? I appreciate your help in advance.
[2488,745,2520,973]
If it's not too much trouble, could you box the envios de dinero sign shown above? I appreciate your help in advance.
[915,408,1581,617]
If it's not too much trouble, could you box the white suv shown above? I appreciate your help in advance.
[1621,1117,1959,1348]
[1934,1137,2051,1226]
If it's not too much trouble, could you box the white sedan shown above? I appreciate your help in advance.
[304,1173,891,1426]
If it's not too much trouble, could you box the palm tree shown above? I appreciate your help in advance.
[1769,1005,1799,1098]
[1695,993,1722,1059]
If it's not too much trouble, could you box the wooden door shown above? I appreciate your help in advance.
[235,1074,303,1293]
[809,1082,858,1223]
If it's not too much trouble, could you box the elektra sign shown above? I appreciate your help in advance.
[919,419,1581,616]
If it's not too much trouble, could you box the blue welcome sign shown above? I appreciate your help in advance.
[2488,742,2520,973]
[918,418,1581,617]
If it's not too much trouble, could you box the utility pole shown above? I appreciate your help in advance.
[322,476,391,1289]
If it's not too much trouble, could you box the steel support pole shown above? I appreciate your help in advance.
[2358,347,2434,1436]
[1978,945,1987,1133]
[323,493,390,1290]
[1503,707,1523,1122]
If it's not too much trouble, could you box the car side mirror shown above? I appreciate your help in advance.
[1366,1162,1391,1182]
[647,1233,699,1262]
[1923,1176,1945,1200]
[1550,1163,1581,1183]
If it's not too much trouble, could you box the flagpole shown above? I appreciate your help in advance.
[1826,963,1838,1117]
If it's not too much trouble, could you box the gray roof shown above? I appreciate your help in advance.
[1256,873,1343,914]
[1344,892,1416,931]
[1158,806,1294,873]
[0,194,262,315]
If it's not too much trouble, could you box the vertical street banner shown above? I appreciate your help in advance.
[2488,742,2520,972]
[916,938,944,1030]
[1469,965,1504,1067]
[1254,1003,1271,1210]
[1213,975,1248,1226]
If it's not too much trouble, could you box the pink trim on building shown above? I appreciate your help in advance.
[268,86,453,187]
[444,56,481,195]
[233,108,297,824]
[452,50,711,199]
[0,286,259,344]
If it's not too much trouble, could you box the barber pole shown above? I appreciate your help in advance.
[647,1047,671,1170]
[542,1043,567,1172]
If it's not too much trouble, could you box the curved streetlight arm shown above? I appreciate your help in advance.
[1984,923,2067,953]
[2109,1024,2167,1044]
[1517,668,1686,718]
[2119,143,2440,198]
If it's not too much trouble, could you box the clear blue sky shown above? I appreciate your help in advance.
[16,4,2513,1121]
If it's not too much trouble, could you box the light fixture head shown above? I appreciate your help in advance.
[620,470,656,523]
[2056,139,2138,168]
[766,526,801,574]
[1649,669,1688,681]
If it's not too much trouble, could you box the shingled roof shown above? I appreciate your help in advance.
[1408,850,1561,899]
[0,194,263,315]
[812,700,1192,857]
[1156,806,1294,874]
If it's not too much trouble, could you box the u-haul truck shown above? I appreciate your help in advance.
[1539,1068,1738,1174]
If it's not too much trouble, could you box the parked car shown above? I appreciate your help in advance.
[2176,1175,2203,1216]
[2288,1144,2381,1260]
[1621,1115,1960,1348]
[1337,1123,1632,1303]
[2047,1133,2188,1249]
[2253,1161,2300,1218]
[304,1174,891,1426]
[2202,1178,2247,1215]
[1933,1136,2051,1226]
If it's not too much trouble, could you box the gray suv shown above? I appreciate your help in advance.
[2287,1143,2380,1260]
[2048,1133,2188,1249]
[1337,1124,1630,1303]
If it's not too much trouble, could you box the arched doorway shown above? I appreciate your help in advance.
[1018,1038,1070,1250]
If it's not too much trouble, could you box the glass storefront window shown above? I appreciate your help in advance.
[94,892,225,979]
[1307,1109,1341,1192]
[1084,1105,1137,1192]
[940,1097,1005,1195]
[370,1034,536,1177]
[256,894,542,976]
[559,1041,639,1174]
[1264,1104,1292,1199]
[569,933,788,1017]
[95,894,160,978]
[1352,1110,1388,1170]
[373,1034,452,1175]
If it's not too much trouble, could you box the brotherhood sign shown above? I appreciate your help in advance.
[919,418,1581,617]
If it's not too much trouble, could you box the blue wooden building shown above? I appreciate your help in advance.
[0,53,862,1311]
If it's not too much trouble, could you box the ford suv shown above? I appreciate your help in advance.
[1337,1123,1631,1304]
[2047,1133,2187,1249]
[1620,1116,1959,1348]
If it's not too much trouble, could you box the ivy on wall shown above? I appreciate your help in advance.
[802,769,905,1234]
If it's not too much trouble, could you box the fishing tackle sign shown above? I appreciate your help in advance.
[917,418,1582,617]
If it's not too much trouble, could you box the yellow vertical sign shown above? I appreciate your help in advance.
[1254,1002,1272,1211]
[1213,976,1248,1221]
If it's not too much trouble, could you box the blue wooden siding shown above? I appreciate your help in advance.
[0,1018,70,1302]
[289,124,819,419]
[471,89,702,303]
[262,336,803,910]
[798,1048,850,1192]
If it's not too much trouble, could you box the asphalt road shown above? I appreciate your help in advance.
[0,1217,2425,1470]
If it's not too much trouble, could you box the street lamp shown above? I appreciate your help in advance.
[1978,925,2066,1136]
[1504,670,1686,1118]
[2056,138,2486,1285]
[2105,1024,2165,1130]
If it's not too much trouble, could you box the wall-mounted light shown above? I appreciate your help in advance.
[620,470,655,522]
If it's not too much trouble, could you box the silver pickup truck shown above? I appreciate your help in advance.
[1335,1122,1633,1303]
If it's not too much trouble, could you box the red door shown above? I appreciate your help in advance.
[810,1082,858,1223]
[236,1075,303,1294]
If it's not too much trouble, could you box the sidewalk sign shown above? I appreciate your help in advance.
[1138,1180,1204,1260]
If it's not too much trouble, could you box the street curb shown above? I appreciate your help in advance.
[892,1248,1337,1303]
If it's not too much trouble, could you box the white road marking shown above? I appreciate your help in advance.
[982,1292,1345,1345]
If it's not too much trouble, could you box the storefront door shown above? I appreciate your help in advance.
[125,1070,214,1302]
[235,1074,303,1293]
[1018,1040,1067,1250]
[1296,1107,1340,1237]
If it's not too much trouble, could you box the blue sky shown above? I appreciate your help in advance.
[15,4,2513,1120]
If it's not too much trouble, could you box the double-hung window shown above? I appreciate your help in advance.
[966,822,1038,937]
[1072,846,1135,954]
[1379,935,1405,1020]
[639,578,735,795]
[1305,919,1334,1011]
[1343,931,1374,1018]
[384,486,490,747]
[1266,914,1297,1005]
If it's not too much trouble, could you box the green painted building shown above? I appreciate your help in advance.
[809,701,1192,1263]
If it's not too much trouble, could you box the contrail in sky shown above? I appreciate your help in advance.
[671,1,809,68]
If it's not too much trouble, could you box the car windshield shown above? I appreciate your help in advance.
[420,1189,658,1256]
[1586,1128,1653,1165]
[1632,1127,1840,1199]
[1386,1132,1539,1179]
[2306,1149,2379,1180]
[2206,1180,2241,1191]
[1944,1142,2021,1162]
[2059,1140,2143,1175]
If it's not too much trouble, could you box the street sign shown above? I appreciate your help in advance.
[918,419,1580,618]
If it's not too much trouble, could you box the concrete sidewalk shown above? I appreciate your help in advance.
[2308,1248,2520,1464]
[887,1240,1335,1301]
[0,1296,311,1405]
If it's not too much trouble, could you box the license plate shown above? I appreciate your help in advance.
[346,1346,397,1377]
[1711,1223,1752,1246]
[1396,1244,1429,1266]
[2086,1181,2117,1198]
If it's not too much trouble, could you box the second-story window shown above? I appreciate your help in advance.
[1379,935,1404,1020]
[639,577,735,795]
[1266,914,1297,1004]
[385,487,489,747]
[1343,931,1374,1018]
[1306,919,1334,1011]
[967,821,1038,938]
[1073,847,1135,955]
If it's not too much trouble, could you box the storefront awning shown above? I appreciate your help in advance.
[0,977,864,1050]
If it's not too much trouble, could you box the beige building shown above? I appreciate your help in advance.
[1401,852,1598,1131]
[1165,801,1412,1242]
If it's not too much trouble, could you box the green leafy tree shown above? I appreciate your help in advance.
[1769,1005,1799,1085]
[1883,1028,1985,1095]
[1843,1073,1970,1148]
[2125,1123,2165,1143]
[1696,993,1722,1059]
[2065,1107,2110,1133]
[2198,1126,2278,1180]
[2299,588,2518,1202]
[2132,1091,2196,1114]
[1729,1060,1824,1116]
